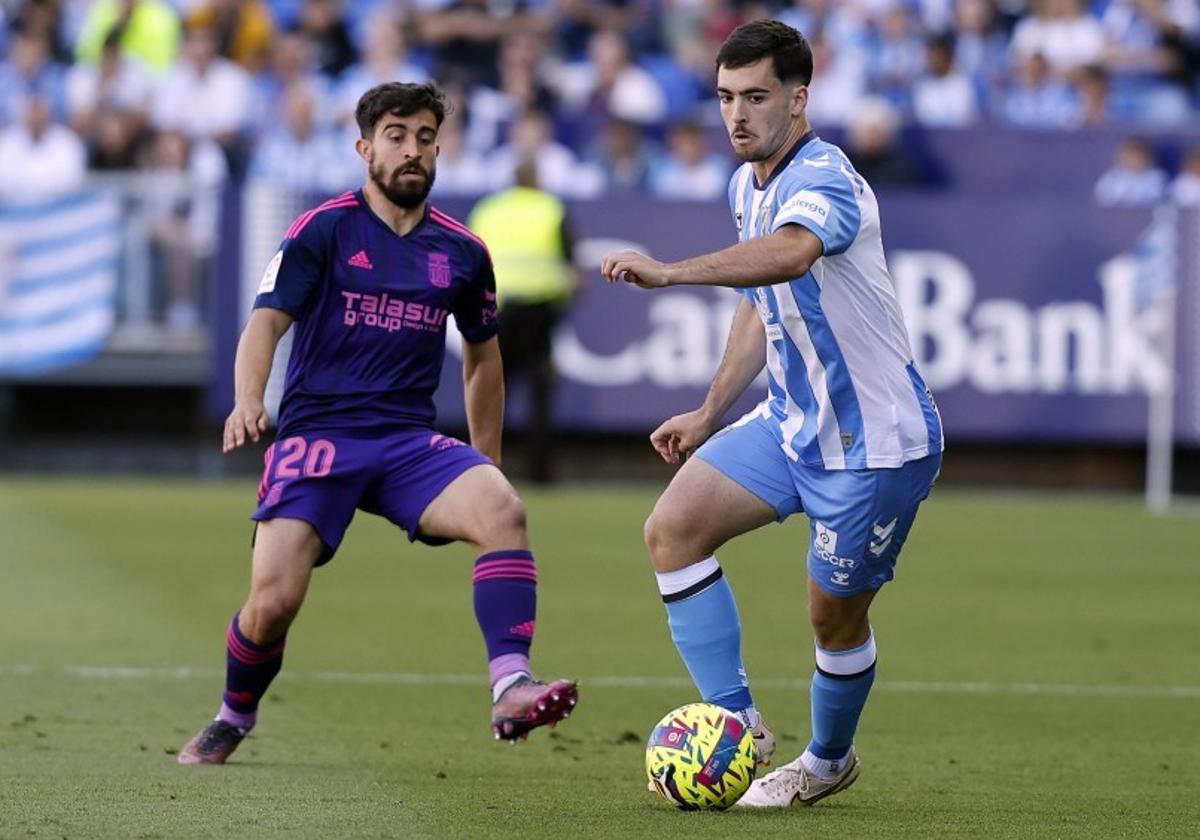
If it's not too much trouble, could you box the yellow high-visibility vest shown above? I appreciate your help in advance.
[468,187,571,306]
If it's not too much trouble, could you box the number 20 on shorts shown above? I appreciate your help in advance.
[269,437,337,479]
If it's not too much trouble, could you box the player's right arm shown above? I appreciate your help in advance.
[224,308,293,453]
[225,217,326,453]
[650,297,765,464]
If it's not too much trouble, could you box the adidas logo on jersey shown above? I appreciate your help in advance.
[348,250,373,270]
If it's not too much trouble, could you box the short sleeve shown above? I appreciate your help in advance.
[253,222,327,318]
[453,248,499,344]
[770,165,861,256]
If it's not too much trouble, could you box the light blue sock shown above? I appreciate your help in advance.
[656,557,753,712]
[805,630,877,768]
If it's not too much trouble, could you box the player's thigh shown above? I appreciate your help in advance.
[646,456,782,571]
[367,431,503,546]
[659,407,802,547]
[416,463,526,548]
[797,452,942,597]
[248,517,323,608]
[253,433,370,565]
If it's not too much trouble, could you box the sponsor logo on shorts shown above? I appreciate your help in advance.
[814,521,838,554]
[814,522,857,582]
[869,518,897,557]
[265,481,284,506]
[429,433,466,451]
[341,291,448,333]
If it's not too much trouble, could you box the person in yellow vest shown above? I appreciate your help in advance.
[468,160,579,484]
[75,0,181,74]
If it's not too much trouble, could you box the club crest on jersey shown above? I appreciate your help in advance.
[754,288,773,323]
[428,252,451,288]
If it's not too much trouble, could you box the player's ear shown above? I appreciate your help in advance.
[355,136,370,162]
[791,84,808,117]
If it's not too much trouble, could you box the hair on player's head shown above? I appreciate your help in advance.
[356,82,448,138]
[716,19,813,86]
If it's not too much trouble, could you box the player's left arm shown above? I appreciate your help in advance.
[602,224,823,289]
[604,169,859,289]
[454,241,503,463]
[462,336,504,464]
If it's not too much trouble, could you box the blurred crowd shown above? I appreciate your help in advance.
[0,0,1198,206]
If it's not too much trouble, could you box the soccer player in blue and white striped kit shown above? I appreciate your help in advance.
[603,20,943,807]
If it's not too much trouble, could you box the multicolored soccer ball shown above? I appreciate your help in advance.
[645,702,757,810]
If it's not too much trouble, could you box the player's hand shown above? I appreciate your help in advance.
[649,409,717,464]
[223,398,269,453]
[601,249,671,289]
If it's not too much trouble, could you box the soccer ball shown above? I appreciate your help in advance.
[645,702,757,810]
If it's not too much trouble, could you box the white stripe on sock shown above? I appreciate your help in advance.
[655,556,721,597]
[815,629,877,676]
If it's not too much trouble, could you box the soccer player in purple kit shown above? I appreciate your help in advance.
[177,82,577,765]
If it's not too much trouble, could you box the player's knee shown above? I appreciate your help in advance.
[809,603,869,651]
[243,587,304,642]
[644,507,691,572]
[487,489,527,541]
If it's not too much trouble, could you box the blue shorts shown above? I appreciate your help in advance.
[695,409,941,597]
[252,429,492,564]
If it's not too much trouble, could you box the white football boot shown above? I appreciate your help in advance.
[736,746,860,807]
[735,709,776,766]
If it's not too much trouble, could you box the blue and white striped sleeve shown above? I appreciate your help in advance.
[770,166,861,256]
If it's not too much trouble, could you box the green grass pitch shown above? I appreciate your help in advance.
[1,476,1198,839]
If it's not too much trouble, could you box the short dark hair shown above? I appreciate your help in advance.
[355,82,448,138]
[716,20,813,86]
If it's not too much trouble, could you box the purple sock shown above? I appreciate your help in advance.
[473,550,537,685]
[218,612,285,731]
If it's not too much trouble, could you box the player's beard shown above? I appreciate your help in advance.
[370,157,436,209]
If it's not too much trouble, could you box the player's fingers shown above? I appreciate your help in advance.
[245,416,261,442]
[607,258,625,281]
[222,416,238,453]
[602,255,616,281]
[649,429,673,460]
[230,415,246,449]
[256,413,269,432]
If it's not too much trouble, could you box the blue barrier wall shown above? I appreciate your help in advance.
[425,195,1194,444]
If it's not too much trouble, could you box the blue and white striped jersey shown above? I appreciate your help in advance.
[728,132,943,470]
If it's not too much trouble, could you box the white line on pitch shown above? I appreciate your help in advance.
[1,665,1198,699]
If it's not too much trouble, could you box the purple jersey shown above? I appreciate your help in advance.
[254,190,498,437]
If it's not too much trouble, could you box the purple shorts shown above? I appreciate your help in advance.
[251,429,492,564]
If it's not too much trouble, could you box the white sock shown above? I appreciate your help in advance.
[801,747,851,780]
[654,556,721,598]
[491,670,530,703]
[734,705,760,729]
